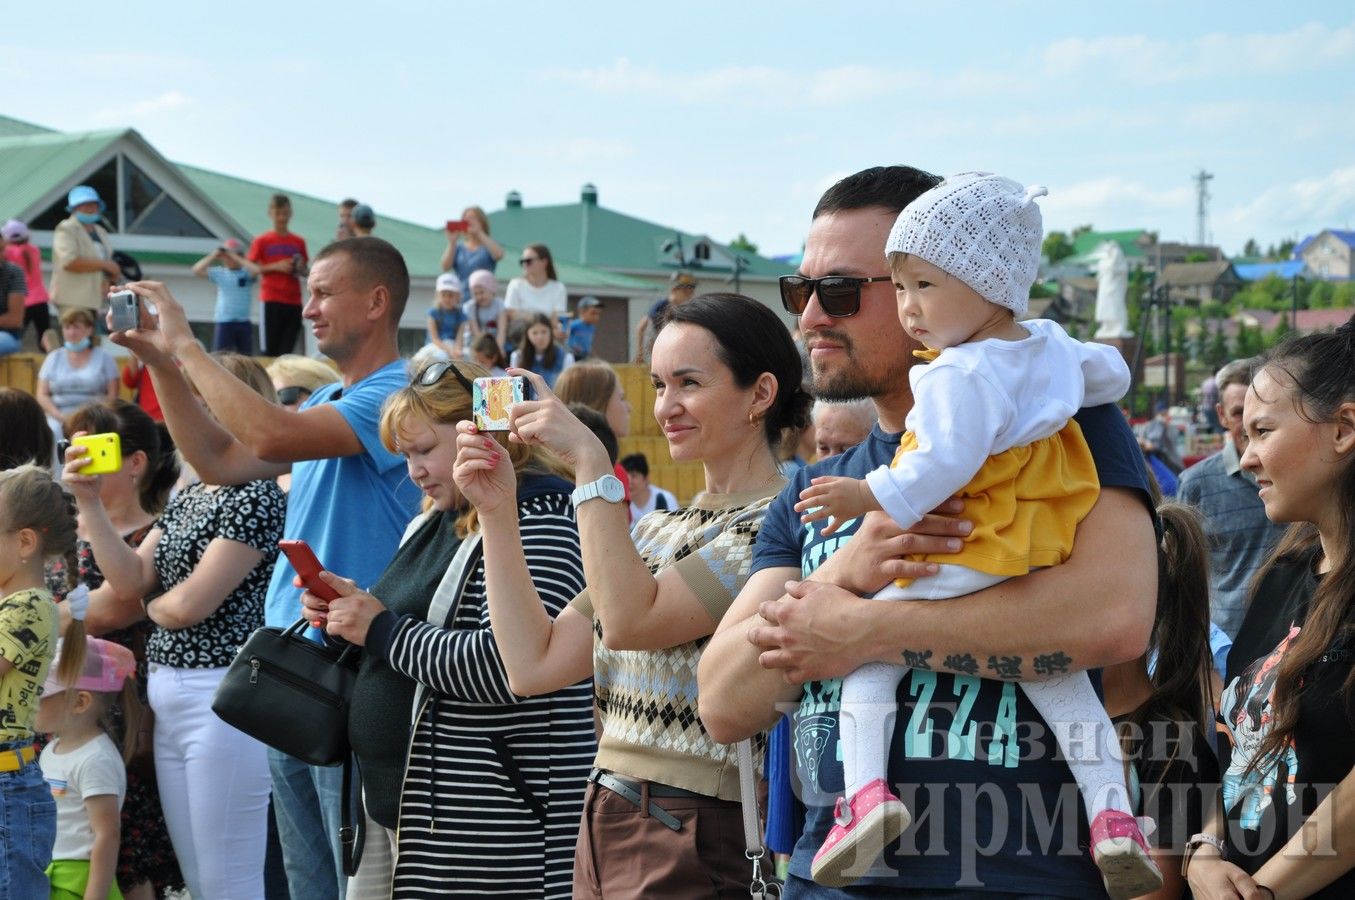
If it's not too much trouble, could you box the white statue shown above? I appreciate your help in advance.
[1093,240,1132,339]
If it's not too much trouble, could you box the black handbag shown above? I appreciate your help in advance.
[212,617,360,767]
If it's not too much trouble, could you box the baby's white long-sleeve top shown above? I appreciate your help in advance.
[864,318,1131,530]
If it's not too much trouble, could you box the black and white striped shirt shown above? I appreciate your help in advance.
[381,488,594,899]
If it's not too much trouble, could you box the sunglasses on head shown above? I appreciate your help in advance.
[416,360,476,395]
[778,274,893,318]
[276,385,311,406]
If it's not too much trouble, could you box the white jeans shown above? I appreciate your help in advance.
[148,663,270,899]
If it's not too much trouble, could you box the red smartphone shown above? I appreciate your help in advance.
[445,219,469,233]
[278,539,339,601]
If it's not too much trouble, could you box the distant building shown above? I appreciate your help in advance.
[1161,261,1243,305]
[0,115,656,358]
[487,184,795,345]
[1294,229,1355,280]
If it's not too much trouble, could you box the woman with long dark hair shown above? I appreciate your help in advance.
[508,312,574,389]
[456,293,812,896]
[503,243,566,347]
[1185,322,1355,899]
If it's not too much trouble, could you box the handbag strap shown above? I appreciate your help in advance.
[737,738,779,898]
[339,754,364,877]
[410,532,483,721]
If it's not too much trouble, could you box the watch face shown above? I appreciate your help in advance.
[599,475,626,503]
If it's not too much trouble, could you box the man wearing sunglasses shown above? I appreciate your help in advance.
[109,237,422,900]
[700,167,1157,896]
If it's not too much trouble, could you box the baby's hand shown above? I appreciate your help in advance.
[794,476,875,536]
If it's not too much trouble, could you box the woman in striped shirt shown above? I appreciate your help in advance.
[456,294,813,897]
[301,358,594,899]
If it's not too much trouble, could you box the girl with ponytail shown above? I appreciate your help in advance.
[0,464,84,896]
[1103,501,1220,899]
[1187,318,1355,898]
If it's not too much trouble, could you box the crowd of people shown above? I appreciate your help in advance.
[0,163,1351,900]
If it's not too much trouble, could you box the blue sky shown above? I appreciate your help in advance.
[4,2,1352,258]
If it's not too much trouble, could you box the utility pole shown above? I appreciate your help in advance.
[1194,169,1214,247]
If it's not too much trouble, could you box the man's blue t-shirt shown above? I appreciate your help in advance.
[752,403,1150,896]
[264,359,422,628]
[567,319,595,359]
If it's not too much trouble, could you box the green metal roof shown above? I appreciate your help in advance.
[1070,229,1149,259]
[488,196,793,280]
[0,128,123,221]
[0,115,54,139]
[0,116,648,291]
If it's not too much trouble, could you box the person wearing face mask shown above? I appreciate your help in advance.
[50,186,122,320]
[36,308,119,424]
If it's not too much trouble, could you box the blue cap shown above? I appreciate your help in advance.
[66,185,105,213]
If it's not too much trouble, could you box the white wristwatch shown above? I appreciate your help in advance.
[571,473,626,507]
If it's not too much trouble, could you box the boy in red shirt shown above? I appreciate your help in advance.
[248,194,308,356]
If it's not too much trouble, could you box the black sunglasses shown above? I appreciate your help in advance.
[519,256,539,266]
[778,274,893,318]
[416,360,476,395]
[276,385,312,406]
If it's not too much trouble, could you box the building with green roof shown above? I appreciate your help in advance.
[487,183,794,327]
[0,115,658,358]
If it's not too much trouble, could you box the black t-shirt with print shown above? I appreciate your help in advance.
[146,480,285,668]
[1218,546,1355,897]
[1225,548,1315,685]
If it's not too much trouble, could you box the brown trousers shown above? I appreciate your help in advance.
[572,781,750,899]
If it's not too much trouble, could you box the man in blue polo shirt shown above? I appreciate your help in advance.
[699,167,1157,897]
[113,237,420,900]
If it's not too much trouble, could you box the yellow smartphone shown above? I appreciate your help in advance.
[71,433,123,475]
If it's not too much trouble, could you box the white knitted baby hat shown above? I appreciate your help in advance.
[885,172,1047,317]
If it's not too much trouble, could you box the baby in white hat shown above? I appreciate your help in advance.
[795,173,1157,897]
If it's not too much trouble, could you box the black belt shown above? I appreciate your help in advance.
[587,768,706,832]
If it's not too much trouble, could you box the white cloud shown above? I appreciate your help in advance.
[92,91,193,126]
[1041,21,1355,85]
[1217,166,1355,244]
[543,58,1022,106]
[1041,176,1196,231]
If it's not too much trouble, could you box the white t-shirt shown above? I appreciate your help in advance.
[629,486,679,528]
[504,278,567,320]
[864,318,1130,529]
[40,732,126,861]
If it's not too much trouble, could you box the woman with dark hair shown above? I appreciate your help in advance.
[1185,322,1355,899]
[455,292,813,896]
[504,242,566,345]
[508,312,574,389]
[52,399,184,899]
[0,387,54,471]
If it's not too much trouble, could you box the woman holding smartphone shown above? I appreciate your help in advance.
[439,206,503,288]
[299,359,594,900]
[453,294,812,896]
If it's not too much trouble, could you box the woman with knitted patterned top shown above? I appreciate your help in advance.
[454,293,812,897]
